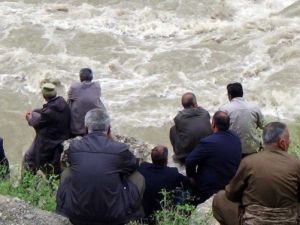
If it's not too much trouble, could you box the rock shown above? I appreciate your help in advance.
[114,135,153,162]
[189,197,219,225]
[0,195,71,225]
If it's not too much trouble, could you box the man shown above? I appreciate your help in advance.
[23,83,70,175]
[68,68,105,137]
[170,92,212,163]
[185,111,242,204]
[219,82,264,157]
[56,108,144,225]
[138,145,189,217]
[0,137,9,179]
[213,122,300,225]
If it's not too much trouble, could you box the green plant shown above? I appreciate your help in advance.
[0,170,58,211]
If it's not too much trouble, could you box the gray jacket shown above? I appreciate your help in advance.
[68,81,105,135]
[219,97,264,154]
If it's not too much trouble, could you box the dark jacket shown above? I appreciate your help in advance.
[185,130,242,203]
[138,162,189,217]
[26,96,70,173]
[56,132,143,225]
[172,107,212,161]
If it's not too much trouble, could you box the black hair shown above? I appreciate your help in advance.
[213,111,230,131]
[80,68,93,81]
[151,146,168,165]
[227,82,243,98]
[263,122,287,144]
[182,92,197,109]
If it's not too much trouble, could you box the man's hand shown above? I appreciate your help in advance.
[25,111,32,121]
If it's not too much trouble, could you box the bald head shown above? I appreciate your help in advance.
[181,92,197,109]
[151,145,168,166]
[212,111,230,132]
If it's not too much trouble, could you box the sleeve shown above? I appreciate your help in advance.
[28,112,41,128]
[256,108,264,129]
[35,108,53,129]
[67,85,75,103]
[185,140,211,178]
[225,159,250,203]
[119,150,139,177]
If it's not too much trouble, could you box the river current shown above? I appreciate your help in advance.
[0,0,300,164]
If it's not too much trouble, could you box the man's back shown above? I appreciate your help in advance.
[219,97,263,154]
[57,133,142,225]
[186,130,242,202]
[173,107,212,160]
[226,148,300,208]
[68,81,104,135]
[138,162,188,216]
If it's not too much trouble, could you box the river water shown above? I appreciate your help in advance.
[0,0,300,164]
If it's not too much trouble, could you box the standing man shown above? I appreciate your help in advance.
[213,122,300,225]
[57,108,144,225]
[185,111,242,204]
[219,82,264,157]
[24,83,70,175]
[68,68,105,137]
[170,92,212,164]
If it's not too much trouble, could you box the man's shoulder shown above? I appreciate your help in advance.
[70,81,82,89]
[70,134,128,153]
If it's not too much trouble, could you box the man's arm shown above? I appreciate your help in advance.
[256,108,264,129]
[120,150,139,177]
[185,141,211,178]
[225,159,250,203]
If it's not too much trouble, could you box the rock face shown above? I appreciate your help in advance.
[114,135,154,162]
[190,197,219,225]
[0,195,71,225]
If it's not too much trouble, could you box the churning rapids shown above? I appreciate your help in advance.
[0,0,300,164]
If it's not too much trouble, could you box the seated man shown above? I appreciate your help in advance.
[56,108,145,225]
[0,137,9,179]
[219,82,264,157]
[213,122,300,225]
[185,111,242,204]
[23,83,70,175]
[138,145,189,218]
[68,68,105,137]
[170,92,212,164]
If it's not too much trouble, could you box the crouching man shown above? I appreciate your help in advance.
[213,122,300,225]
[56,108,145,225]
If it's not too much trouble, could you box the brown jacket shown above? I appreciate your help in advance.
[226,147,300,208]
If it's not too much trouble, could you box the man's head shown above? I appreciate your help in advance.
[84,108,110,135]
[227,82,243,101]
[41,83,57,101]
[80,68,93,82]
[151,145,168,166]
[181,92,198,109]
[212,111,230,132]
[263,122,290,151]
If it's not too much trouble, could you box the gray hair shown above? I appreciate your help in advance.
[263,122,287,145]
[84,108,110,134]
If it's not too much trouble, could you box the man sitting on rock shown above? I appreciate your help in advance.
[170,92,212,164]
[213,122,300,225]
[56,108,145,225]
[68,68,105,137]
[185,111,242,204]
[138,145,189,218]
[23,83,70,175]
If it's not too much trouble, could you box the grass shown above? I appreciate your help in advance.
[0,170,58,212]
